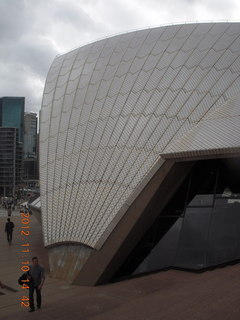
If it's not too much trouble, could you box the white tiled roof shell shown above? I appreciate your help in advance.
[162,92,240,159]
[40,23,240,248]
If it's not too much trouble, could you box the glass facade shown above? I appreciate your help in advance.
[0,128,23,196]
[0,97,25,196]
[24,112,37,158]
[114,158,240,280]
[23,113,38,185]
[0,97,25,142]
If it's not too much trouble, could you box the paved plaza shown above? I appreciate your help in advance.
[0,207,240,319]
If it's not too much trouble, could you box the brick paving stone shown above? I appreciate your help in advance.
[0,209,240,320]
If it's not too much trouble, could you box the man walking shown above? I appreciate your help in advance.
[5,218,14,245]
[28,256,45,312]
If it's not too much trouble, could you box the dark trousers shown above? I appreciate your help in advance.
[29,285,41,309]
[6,231,13,243]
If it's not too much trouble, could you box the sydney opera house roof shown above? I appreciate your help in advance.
[39,22,240,284]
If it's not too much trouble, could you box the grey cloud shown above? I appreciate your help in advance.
[73,0,147,38]
[13,36,58,78]
[0,61,43,113]
[0,1,59,111]
[137,0,237,19]
[0,0,30,41]
[198,0,238,15]
[0,0,239,114]
[54,3,95,28]
[49,0,110,48]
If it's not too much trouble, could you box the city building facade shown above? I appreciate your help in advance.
[24,112,37,158]
[0,97,25,196]
[23,112,39,185]
[0,127,23,196]
[39,23,240,285]
[0,97,25,142]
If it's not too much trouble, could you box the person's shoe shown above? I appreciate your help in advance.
[37,306,41,310]
[29,309,35,312]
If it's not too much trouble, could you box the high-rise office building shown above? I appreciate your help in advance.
[23,112,39,184]
[0,128,23,196]
[24,112,37,158]
[0,97,25,196]
[0,97,25,142]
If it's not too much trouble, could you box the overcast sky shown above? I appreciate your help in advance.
[0,0,239,114]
